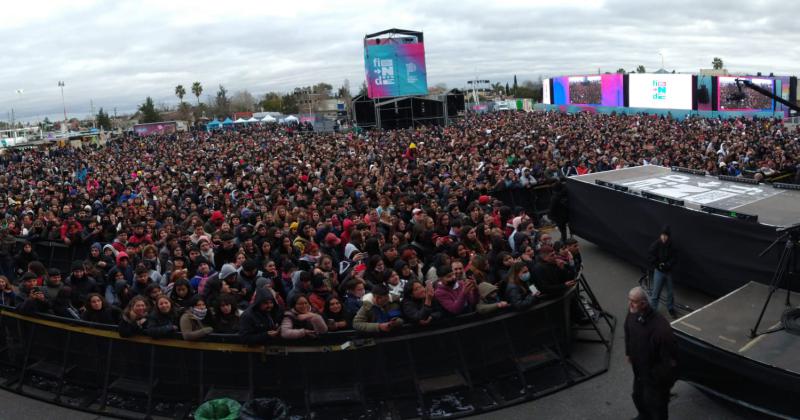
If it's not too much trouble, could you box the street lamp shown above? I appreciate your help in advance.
[58,81,67,126]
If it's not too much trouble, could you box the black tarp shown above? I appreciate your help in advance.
[566,178,784,297]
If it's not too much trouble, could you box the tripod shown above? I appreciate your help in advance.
[750,228,800,338]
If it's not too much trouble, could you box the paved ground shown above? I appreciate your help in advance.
[0,238,773,419]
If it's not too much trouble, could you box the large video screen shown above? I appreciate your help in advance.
[542,78,551,104]
[364,41,428,99]
[551,74,623,106]
[718,76,774,111]
[629,74,693,110]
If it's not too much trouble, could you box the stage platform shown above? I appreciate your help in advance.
[575,165,800,228]
[673,282,800,419]
[566,166,800,297]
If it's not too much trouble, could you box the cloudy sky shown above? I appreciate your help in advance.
[3,0,799,122]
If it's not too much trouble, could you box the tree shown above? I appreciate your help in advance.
[712,57,724,70]
[138,97,161,123]
[259,92,282,111]
[513,75,519,96]
[213,84,230,117]
[175,84,186,104]
[616,68,626,74]
[280,93,299,114]
[96,108,112,130]
[312,82,333,97]
[191,81,203,105]
[337,79,351,99]
[636,65,646,73]
[490,82,504,93]
[357,81,368,97]
[505,82,510,96]
[231,90,256,112]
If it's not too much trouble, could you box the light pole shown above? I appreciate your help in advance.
[58,81,67,127]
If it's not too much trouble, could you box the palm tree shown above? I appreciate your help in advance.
[191,82,203,105]
[175,84,186,104]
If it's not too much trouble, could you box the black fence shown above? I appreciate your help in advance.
[490,182,557,219]
[0,287,616,419]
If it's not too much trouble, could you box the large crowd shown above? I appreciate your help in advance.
[0,110,797,343]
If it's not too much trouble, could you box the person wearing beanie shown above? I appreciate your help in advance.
[43,268,64,301]
[66,261,99,307]
[189,257,216,295]
[648,226,677,318]
[434,264,479,316]
[352,284,403,333]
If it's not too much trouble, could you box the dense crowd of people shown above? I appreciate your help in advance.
[0,110,797,343]
[569,81,602,105]
[719,83,774,110]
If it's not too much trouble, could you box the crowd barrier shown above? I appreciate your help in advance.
[0,287,617,419]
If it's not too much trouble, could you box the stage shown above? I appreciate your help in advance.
[673,282,800,419]
[566,166,800,296]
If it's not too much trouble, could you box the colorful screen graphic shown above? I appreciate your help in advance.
[364,42,428,99]
[717,76,774,111]
[133,122,176,137]
[542,78,551,104]
[628,74,693,110]
[551,74,623,106]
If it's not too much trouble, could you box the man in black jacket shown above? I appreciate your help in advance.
[625,286,677,420]
[532,245,576,297]
[648,226,677,318]
[238,288,281,344]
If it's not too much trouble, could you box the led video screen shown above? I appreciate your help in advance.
[364,41,428,99]
[718,76,774,111]
[551,74,623,106]
[628,74,693,110]
[543,78,551,104]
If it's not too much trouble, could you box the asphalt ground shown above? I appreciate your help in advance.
[0,238,773,420]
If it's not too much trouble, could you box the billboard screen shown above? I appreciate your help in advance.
[133,122,177,137]
[551,74,623,106]
[718,76,774,111]
[628,74,693,110]
[543,78,551,104]
[364,41,428,99]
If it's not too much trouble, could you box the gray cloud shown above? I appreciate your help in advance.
[2,0,799,121]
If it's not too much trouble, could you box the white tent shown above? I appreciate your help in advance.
[282,115,299,124]
[261,115,277,123]
[247,117,259,123]
[234,118,248,124]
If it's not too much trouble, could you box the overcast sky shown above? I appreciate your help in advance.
[3,0,799,122]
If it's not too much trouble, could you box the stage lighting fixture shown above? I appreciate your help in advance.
[773,182,800,191]
[641,191,684,206]
[700,205,758,222]
[718,175,760,185]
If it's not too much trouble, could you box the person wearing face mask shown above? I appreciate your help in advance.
[179,296,214,341]
[624,286,677,420]
[502,262,539,310]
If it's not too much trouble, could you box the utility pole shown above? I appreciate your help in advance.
[90,99,95,128]
[58,81,67,126]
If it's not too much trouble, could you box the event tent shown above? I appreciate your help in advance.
[247,117,259,123]
[261,115,277,123]
[234,118,248,124]
[222,118,234,127]
[281,115,299,124]
[207,119,222,130]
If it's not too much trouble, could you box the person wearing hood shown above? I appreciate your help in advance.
[280,294,328,339]
[179,295,214,341]
[13,241,39,279]
[476,282,510,315]
[65,261,98,306]
[107,252,134,285]
[87,242,113,276]
[648,226,678,318]
[235,259,260,304]
[238,288,282,344]
[189,257,216,295]
[401,280,441,326]
[146,295,180,338]
[82,293,121,325]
